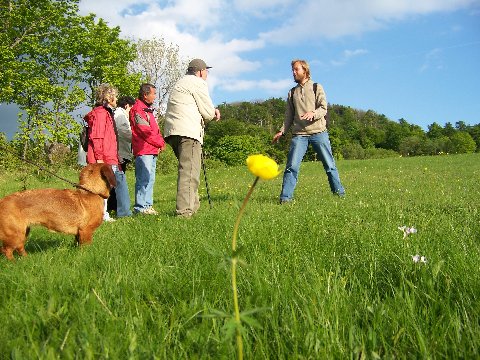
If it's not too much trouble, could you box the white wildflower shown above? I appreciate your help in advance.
[412,254,427,264]
[398,226,417,239]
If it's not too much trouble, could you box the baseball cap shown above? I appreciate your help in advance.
[187,58,212,72]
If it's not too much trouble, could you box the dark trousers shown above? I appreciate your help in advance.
[107,161,129,212]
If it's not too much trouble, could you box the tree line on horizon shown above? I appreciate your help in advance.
[1,0,478,170]
[200,99,479,166]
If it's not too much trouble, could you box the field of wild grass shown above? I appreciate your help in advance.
[0,154,479,359]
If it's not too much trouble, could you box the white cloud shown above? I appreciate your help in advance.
[219,78,292,93]
[77,0,479,100]
[78,0,264,84]
[78,0,480,52]
[259,0,480,43]
[330,49,369,66]
[232,0,293,16]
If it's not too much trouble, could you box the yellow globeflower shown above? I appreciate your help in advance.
[246,154,280,180]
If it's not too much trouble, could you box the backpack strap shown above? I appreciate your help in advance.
[289,86,296,112]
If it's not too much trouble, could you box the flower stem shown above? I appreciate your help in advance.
[232,177,259,252]
[231,176,259,360]
[231,257,243,360]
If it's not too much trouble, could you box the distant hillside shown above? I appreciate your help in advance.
[204,98,479,162]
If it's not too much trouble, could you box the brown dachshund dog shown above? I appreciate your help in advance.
[0,163,116,260]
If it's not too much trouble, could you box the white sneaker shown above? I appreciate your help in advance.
[142,207,158,215]
[103,215,116,222]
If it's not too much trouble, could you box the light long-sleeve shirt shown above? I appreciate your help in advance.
[281,79,328,135]
[164,74,216,144]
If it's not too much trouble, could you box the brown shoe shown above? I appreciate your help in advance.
[176,212,193,219]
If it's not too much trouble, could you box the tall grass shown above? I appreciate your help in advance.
[0,154,479,358]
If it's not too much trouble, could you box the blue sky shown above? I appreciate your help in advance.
[1,0,479,138]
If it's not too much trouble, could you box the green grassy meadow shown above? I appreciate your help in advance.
[0,154,479,359]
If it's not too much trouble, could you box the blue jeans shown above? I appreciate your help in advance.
[280,132,345,201]
[112,165,132,217]
[134,155,157,212]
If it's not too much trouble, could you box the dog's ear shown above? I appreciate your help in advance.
[100,164,117,188]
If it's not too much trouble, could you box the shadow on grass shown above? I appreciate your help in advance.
[23,229,76,255]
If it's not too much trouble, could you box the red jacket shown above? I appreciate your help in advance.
[129,99,165,156]
[85,106,119,165]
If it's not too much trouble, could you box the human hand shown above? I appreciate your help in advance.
[214,108,221,121]
[300,111,315,121]
[272,131,283,144]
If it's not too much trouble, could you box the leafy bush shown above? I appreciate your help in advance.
[156,146,178,175]
[341,143,398,160]
[364,147,399,159]
[341,142,365,159]
[207,135,268,166]
[448,131,477,154]
[0,133,21,171]
[399,136,426,156]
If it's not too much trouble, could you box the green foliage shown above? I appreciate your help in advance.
[341,142,366,160]
[219,98,285,133]
[208,135,268,166]
[203,101,479,163]
[205,119,261,143]
[467,124,480,152]
[0,0,140,153]
[204,120,284,165]
[399,135,426,156]
[364,147,399,159]
[0,133,21,171]
[155,146,178,175]
[448,131,477,154]
[78,15,141,104]
[427,122,444,139]
[341,143,399,159]
[1,0,79,102]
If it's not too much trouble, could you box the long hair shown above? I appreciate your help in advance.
[95,83,118,106]
[291,59,311,79]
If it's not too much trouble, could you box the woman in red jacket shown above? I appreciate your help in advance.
[84,83,120,222]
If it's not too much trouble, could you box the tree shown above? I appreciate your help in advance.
[448,132,477,154]
[443,122,456,137]
[427,122,444,139]
[399,136,425,156]
[79,15,140,105]
[455,121,468,132]
[207,135,268,166]
[467,124,480,152]
[0,0,140,158]
[1,0,86,157]
[128,37,187,114]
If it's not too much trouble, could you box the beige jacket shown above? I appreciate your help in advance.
[280,79,328,135]
[164,74,216,144]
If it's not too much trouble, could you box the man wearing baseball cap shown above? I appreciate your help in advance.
[164,58,221,218]
[187,58,212,73]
